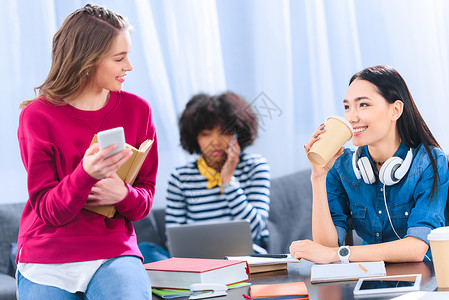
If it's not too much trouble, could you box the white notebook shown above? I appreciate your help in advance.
[311,261,386,283]
[392,292,449,300]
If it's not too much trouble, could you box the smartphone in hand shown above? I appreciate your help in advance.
[231,133,238,145]
[97,127,126,157]
[228,133,238,152]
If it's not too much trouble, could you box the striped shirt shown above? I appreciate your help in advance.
[165,153,270,242]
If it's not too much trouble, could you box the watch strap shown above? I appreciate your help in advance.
[338,246,350,263]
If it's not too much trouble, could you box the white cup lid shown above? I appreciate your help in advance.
[325,116,353,137]
[428,227,449,241]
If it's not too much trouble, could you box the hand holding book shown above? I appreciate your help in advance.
[83,128,154,218]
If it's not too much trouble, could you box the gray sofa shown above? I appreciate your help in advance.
[0,169,313,300]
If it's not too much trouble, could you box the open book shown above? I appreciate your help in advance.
[225,254,300,274]
[83,135,154,218]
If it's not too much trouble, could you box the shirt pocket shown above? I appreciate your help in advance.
[387,201,412,237]
[349,203,368,237]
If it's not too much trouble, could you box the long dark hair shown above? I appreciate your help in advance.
[350,65,445,199]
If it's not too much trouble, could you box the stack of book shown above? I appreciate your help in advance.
[144,257,250,290]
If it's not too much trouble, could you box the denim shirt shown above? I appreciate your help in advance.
[327,142,449,256]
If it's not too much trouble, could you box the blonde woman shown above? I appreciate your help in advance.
[17,4,157,299]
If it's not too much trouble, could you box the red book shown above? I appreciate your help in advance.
[144,257,250,289]
[250,282,309,299]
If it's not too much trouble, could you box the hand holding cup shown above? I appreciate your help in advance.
[306,116,353,174]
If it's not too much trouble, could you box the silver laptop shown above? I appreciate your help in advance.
[166,220,254,259]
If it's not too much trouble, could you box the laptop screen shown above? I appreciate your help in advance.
[166,220,254,259]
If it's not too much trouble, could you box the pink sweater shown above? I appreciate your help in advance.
[17,91,158,263]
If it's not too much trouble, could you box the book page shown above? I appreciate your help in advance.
[225,255,299,266]
[125,139,153,184]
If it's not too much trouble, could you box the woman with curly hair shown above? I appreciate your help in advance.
[165,92,271,252]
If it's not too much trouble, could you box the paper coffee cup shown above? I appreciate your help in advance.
[307,116,353,167]
[428,227,449,290]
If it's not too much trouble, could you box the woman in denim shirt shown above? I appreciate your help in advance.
[290,66,449,263]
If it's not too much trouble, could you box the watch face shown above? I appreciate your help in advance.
[339,247,349,256]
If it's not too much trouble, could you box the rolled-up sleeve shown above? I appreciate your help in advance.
[404,150,449,245]
[405,227,433,245]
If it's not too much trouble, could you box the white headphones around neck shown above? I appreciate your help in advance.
[352,146,413,186]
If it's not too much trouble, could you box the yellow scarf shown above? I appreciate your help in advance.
[197,156,223,194]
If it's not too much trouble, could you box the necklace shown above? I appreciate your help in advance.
[372,159,385,166]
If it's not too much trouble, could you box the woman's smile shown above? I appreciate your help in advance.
[353,126,367,136]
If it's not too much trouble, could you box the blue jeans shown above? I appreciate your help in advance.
[138,242,170,264]
[17,256,151,300]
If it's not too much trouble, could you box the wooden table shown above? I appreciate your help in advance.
[152,260,437,299]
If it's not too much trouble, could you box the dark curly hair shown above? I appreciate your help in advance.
[179,92,258,154]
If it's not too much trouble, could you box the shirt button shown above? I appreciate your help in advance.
[376,233,380,237]
[378,210,382,214]
[405,211,409,216]
[380,187,384,192]
[350,211,353,215]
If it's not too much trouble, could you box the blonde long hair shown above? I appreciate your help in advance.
[20,4,129,108]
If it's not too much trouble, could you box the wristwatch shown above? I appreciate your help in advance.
[338,246,351,263]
